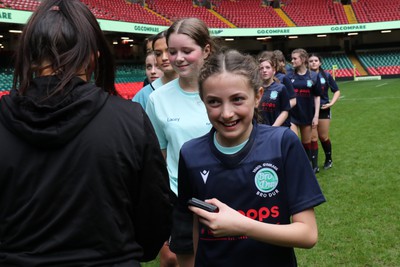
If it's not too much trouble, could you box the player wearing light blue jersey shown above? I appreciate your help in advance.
[146,78,211,195]
[146,18,217,266]
[132,77,163,109]
[133,31,178,110]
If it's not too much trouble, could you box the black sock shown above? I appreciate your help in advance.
[321,139,332,162]
[302,142,312,165]
[311,141,319,169]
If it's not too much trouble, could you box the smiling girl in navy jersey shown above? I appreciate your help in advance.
[309,54,341,171]
[288,48,322,173]
[175,49,325,267]
[258,51,291,127]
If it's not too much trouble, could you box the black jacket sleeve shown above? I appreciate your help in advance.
[133,107,173,262]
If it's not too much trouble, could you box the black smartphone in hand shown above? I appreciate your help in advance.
[188,198,218,213]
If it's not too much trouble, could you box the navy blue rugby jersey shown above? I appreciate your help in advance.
[275,72,296,99]
[259,81,291,127]
[318,71,339,106]
[177,122,326,267]
[287,70,322,125]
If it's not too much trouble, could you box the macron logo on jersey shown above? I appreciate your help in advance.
[200,170,210,183]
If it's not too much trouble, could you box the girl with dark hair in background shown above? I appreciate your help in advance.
[0,0,172,266]
[273,49,296,109]
[145,52,163,83]
[309,53,341,171]
[288,48,322,173]
[176,49,325,266]
[133,30,178,109]
[141,34,157,87]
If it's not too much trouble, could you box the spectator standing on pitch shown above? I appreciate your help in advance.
[288,48,322,173]
[133,31,178,109]
[257,51,291,127]
[176,49,325,266]
[308,53,341,171]
[0,0,172,266]
[146,17,217,267]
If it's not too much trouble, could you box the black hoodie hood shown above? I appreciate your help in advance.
[0,76,108,148]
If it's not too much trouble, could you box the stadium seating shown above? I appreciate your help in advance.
[213,0,287,28]
[357,50,400,76]
[80,0,169,25]
[0,68,13,92]
[281,0,347,26]
[352,0,400,23]
[1,0,40,11]
[114,64,145,99]
[3,0,399,26]
[147,0,228,28]
[0,65,145,100]
[332,1,349,25]
[319,53,361,78]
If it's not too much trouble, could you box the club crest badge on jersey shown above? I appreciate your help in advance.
[320,77,326,84]
[253,163,279,198]
[270,91,278,100]
[252,164,279,198]
[307,80,313,88]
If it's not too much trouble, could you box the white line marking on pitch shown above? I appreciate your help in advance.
[376,83,388,87]
[340,96,400,101]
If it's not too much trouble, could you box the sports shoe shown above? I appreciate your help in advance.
[313,167,320,174]
[324,160,333,170]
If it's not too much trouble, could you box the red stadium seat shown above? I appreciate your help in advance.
[352,0,400,23]
[115,82,143,100]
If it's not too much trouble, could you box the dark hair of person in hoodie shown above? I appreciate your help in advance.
[13,0,116,97]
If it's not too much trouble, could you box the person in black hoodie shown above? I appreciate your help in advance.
[0,0,172,266]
